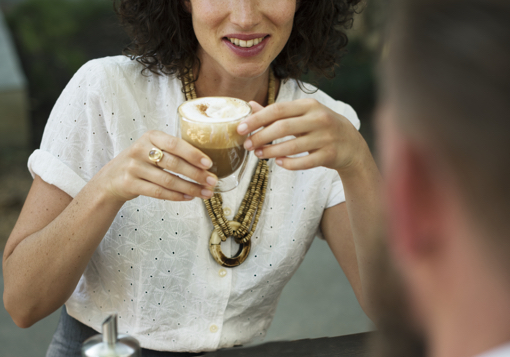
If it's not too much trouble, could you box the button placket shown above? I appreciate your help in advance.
[207,245,232,347]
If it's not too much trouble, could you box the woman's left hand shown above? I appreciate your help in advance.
[237,99,364,173]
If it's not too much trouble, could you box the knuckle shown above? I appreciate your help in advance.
[162,173,175,187]
[166,154,179,169]
[271,103,284,117]
[146,130,157,139]
[121,172,132,187]
[131,141,144,154]
[276,120,289,136]
[304,160,316,170]
[166,136,178,151]
[192,168,205,183]
[290,141,299,153]
[153,186,164,199]
[323,131,334,143]
[283,160,295,170]
[303,98,319,107]
[317,112,331,126]
[126,158,138,173]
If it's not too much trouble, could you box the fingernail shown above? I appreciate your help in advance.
[244,139,253,150]
[238,123,248,134]
[255,149,263,157]
[276,159,283,166]
[201,158,212,168]
[184,194,193,200]
[206,176,218,186]
[201,189,213,198]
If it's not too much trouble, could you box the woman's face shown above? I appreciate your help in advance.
[188,0,296,79]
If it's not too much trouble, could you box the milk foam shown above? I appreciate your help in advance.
[180,97,251,122]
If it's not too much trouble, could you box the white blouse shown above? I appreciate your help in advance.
[28,56,360,352]
[476,344,510,357]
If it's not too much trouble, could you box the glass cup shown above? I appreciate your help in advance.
[177,97,252,193]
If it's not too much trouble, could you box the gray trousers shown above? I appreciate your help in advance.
[46,306,204,357]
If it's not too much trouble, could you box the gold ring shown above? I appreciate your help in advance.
[148,147,164,163]
[209,221,251,267]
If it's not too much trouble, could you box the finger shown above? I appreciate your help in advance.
[249,101,264,113]
[148,131,213,170]
[238,100,312,135]
[140,163,214,199]
[245,116,318,150]
[254,135,321,159]
[157,152,218,187]
[238,101,264,134]
[275,151,326,171]
[131,179,195,201]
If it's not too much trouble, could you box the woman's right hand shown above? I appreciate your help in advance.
[95,130,217,202]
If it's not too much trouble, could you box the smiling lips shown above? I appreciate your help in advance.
[226,36,266,48]
[223,34,269,57]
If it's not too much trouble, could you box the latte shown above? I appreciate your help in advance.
[178,97,252,179]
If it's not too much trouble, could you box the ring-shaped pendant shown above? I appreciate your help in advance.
[209,221,251,267]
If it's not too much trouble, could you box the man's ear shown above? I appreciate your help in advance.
[385,138,446,264]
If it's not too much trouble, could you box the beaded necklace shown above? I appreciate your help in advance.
[183,68,275,267]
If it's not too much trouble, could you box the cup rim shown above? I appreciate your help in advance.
[178,96,253,124]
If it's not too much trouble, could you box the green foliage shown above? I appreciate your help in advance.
[6,0,128,148]
[5,0,376,148]
[8,0,114,77]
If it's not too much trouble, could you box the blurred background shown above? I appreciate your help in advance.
[0,0,381,355]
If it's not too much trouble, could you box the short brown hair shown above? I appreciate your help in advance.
[383,0,510,243]
[114,0,362,83]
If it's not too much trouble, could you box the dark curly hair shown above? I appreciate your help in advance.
[114,0,362,83]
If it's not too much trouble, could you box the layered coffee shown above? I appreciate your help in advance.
[178,97,251,179]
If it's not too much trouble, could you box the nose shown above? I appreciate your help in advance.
[229,0,261,30]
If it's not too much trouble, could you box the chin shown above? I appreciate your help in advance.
[228,62,272,80]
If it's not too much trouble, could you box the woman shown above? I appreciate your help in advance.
[2,0,381,355]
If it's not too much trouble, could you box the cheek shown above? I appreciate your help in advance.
[265,1,296,31]
[190,1,226,34]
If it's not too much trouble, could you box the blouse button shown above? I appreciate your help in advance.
[210,324,219,333]
[223,207,232,216]
[218,268,227,278]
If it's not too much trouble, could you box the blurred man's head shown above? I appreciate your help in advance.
[375,0,510,356]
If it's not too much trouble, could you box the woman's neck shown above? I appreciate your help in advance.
[193,54,278,106]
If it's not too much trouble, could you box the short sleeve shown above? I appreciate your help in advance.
[342,102,361,131]
[278,81,361,210]
[325,172,346,209]
[28,60,114,197]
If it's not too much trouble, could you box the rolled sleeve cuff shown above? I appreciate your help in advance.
[325,180,345,209]
[28,149,87,198]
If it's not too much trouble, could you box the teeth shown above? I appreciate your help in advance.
[227,37,265,48]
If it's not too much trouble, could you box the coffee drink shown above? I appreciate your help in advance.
[178,97,251,181]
